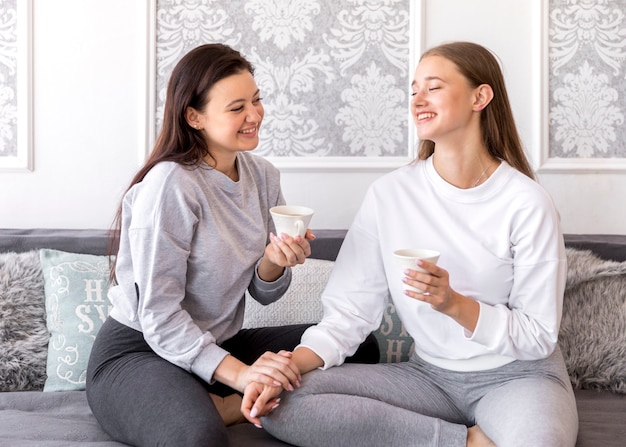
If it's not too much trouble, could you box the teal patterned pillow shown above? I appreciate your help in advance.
[375,301,414,363]
[40,249,113,392]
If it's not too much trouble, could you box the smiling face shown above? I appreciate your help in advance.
[188,70,264,162]
[410,55,480,145]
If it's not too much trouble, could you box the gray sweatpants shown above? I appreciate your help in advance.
[262,347,578,447]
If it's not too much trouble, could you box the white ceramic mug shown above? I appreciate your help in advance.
[393,248,440,293]
[270,205,314,238]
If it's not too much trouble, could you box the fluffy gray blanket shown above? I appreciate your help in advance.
[0,251,48,392]
[560,248,626,393]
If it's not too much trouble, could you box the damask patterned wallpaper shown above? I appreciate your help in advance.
[155,0,411,160]
[2,2,623,165]
[0,0,17,158]
[549,0,626,159]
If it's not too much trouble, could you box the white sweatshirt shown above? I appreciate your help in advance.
[108,152,290,384]
[300,156,566,372]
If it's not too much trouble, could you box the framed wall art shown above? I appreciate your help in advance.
[148,0,423,170]
[0,0,32,171]
[538,0,626,172]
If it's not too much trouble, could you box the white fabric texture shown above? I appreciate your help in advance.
[300,157,567,371]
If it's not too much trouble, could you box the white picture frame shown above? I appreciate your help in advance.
[148,0,423,171]
[536,0,626,173]
[0,0,33,171]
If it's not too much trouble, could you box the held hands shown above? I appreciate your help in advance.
[235,350,300,427]
[240,348,304,427]
[241,346,323,427]
[241,382,283,427]
[237,350,301,395]
[213,351,300,427]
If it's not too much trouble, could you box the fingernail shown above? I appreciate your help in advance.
[250,408,258,418]
[271,403,280,411]
[254,423,263,429]
[273,380,281,387]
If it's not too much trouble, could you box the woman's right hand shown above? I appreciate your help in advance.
[237,350,301,393]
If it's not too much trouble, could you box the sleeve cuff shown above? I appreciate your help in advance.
[248,259,292,305]
[190,343,230,384]
[466,301,507,347]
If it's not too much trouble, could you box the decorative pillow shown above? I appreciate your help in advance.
[559,248,626,394]
[0,250,49,391]
[243,259,331,328]
[375,301,414,363]
[243,258,413,363]
[40,249,113,392]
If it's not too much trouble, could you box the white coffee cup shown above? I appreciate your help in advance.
[393,248,440,293]
[270,205,314,238]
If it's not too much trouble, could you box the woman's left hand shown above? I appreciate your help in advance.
[402,260,479,332]
[257,230,315,282]
[266,230,314,267]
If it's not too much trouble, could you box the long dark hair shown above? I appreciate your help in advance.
[108,44,254,279]
[416,41,535,180]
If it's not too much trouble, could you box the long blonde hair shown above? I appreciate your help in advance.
[416,41,535,180]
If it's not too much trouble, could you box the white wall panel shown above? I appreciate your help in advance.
[0,0,623,234]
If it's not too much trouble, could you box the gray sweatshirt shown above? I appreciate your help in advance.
[108,152,291,384]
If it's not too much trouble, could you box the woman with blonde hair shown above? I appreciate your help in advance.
[244,41,578,447]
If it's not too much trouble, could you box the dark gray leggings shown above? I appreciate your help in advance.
[86,317,379,447]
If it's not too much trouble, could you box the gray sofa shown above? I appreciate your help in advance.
[1,229,625,446]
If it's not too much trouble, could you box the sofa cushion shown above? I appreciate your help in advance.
[0,390,124,445]
[375,301,415,363]
[559,248,626,394]
[243,259,331,328]
[40,250,113,392]
[243,259,413,363]
[0,251,48,391]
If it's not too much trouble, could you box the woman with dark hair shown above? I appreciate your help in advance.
[86,43,378,446]
[245,41,578,447]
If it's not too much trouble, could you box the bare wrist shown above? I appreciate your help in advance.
[257,257,284,282]
[214,355,248,393]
